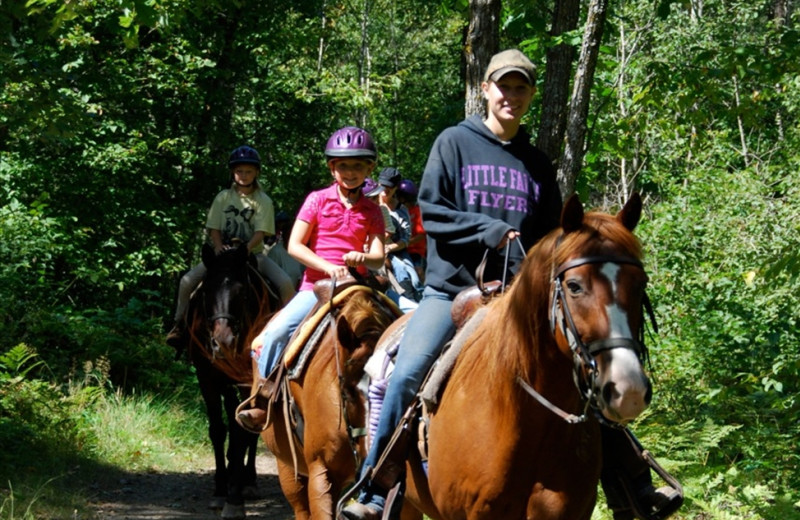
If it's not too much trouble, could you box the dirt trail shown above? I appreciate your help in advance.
[89,450,294,520]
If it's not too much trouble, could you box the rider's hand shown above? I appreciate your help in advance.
[325,264,350,280]
[497,230,520,250]
[342,251,366,267]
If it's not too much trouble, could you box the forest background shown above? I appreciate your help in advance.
[1,0,799,518]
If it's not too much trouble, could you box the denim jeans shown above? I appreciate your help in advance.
[357,286,456,509]
[255,289,318,378]
[389,252,422,295]
[384,288,419,313]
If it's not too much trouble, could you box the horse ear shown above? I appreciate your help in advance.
[336,316,358,351]
[617,193,642,231]
[201,243,216,267]
[560,194,584,233]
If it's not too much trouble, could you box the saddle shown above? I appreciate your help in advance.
[449,280,502,328]
[235,276,363,435]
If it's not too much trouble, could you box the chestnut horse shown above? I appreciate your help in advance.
[391,194,653,520]
[184,243,277,519]
[261,282,401,519]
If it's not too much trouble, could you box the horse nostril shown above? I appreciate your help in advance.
[602,382,614,407]
[645,383,652,405]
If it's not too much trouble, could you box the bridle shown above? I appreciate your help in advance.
[505,241,657,425]
[202,263,261,359]
[550,255,655,418]
[324,271,403,468]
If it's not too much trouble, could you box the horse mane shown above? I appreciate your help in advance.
[313,289,396,384]
[453,210,643,402]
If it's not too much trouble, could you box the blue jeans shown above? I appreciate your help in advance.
[357,286,456,510]
[389,253,422,295]
[256,289,318,377]
[384,288,419,313]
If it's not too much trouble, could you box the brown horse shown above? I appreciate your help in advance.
[260,283,401,519]
[388,194,653,520]
[184,243,277,519]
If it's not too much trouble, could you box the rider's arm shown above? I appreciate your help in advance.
[208,228,225,254]
[247,231,265,253]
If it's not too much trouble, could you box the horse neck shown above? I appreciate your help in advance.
[501,252,580,402]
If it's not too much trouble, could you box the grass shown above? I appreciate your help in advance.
[84,388,209,472]
[0,370,211,520]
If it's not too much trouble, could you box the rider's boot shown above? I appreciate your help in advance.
[236,375,272,432]
[236,357,281,433]
[340,500,382,520]
[600,426,684,520]
[237,407,267,431]
[165,321,185,348]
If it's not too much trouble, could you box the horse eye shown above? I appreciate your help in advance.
[565,280,583,294]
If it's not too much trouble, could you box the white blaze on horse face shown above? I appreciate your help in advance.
[599,262,648,423]
[600,263,633,339]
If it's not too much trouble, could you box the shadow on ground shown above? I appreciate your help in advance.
[87,452,294,520]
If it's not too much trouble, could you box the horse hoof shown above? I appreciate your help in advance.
[208,496,226,510]
[221,502,246,520]
[242,484,260,500]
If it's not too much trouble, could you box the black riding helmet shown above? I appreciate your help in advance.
[229,145,261,169]
[229,145,261,188]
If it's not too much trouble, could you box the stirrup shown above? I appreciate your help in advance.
[336,468,373,519]
[622,431,684,520]
[235,391,267,434]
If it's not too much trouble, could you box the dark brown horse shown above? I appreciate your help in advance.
[259,282,401,519]
[184,243,276,519]
[393,194,652,520]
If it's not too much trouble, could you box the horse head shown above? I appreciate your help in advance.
[549,193,652,425]
[333,289,399,385]
[197,242,258,364]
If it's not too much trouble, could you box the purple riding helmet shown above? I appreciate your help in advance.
[361,177,384,198]
[397,179,418,198]
[325,126,377,160]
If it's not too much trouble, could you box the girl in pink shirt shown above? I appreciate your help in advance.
[238,127,385,430]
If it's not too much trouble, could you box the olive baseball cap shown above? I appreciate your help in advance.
[484,49,535,85]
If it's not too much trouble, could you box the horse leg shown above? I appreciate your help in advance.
[195,369,228,509]
[306,459,335,519]
[276,458,311,520]
[242,430,259,499]
[399,503,424,520]
[221,383,248,520]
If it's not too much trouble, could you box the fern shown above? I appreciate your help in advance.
[0,344,43,383]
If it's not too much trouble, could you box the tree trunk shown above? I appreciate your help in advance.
[771,0,789,25]
[356,0,372,127]
[558,0,608,196]
[536,0,580,166]
[464,0,501,119]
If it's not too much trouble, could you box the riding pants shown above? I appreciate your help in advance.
[255,289,318,378]
[357,286,457,510]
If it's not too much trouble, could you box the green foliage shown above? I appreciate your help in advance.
[0,345,208,519]
[3,1,800,519]
[636,165,800,517]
